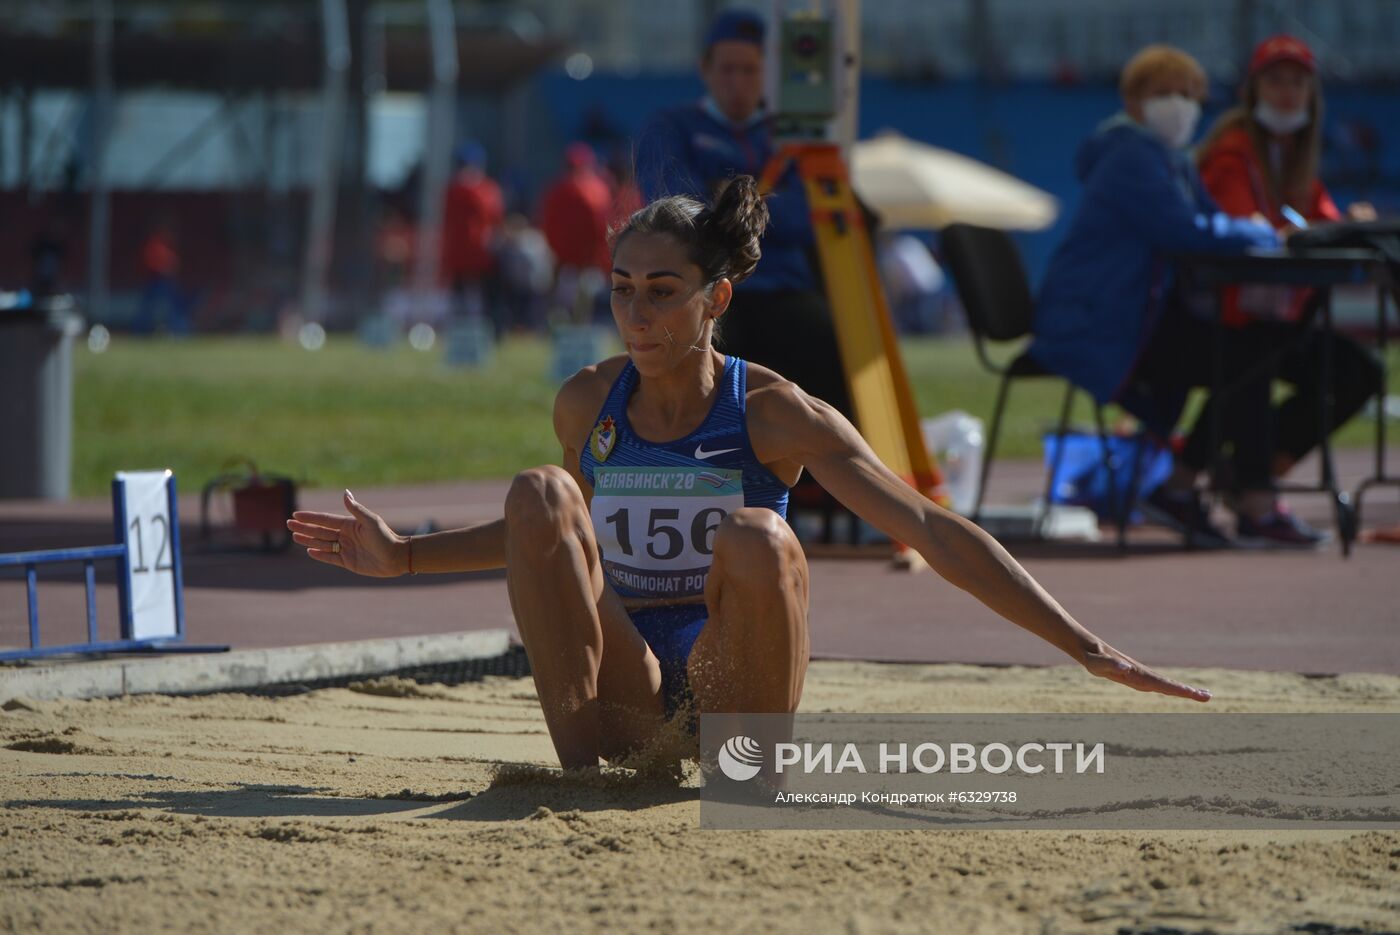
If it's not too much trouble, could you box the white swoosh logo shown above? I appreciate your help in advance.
[694,443,740,460]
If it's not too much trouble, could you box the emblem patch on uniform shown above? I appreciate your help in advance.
[696,471,730,490]
[590,416,618,462]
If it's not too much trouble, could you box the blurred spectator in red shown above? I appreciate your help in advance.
[540,142,613,323]
[1198,35,1378,233]
[1194,34,1381,514]
[540,142,612,272]
[441,142,504,327]
[133,217,192,335]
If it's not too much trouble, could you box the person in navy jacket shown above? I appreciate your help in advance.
[634,9,852,418]
[1030,46,1323,548]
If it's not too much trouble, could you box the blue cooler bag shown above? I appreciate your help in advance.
[1042,432,1173,523]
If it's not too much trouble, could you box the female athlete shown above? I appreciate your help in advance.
[288,176,1210,770]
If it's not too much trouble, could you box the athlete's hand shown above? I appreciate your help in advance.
[1078,640,1211,703]
[286,490,407,578]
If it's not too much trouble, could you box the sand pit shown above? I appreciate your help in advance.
[3,661,1398,934]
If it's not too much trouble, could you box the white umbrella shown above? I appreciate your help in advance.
[850,131,1059,231]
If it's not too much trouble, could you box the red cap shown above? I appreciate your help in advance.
[1249,35,1315,77]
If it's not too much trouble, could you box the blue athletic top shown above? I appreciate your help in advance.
[579,356,790,602]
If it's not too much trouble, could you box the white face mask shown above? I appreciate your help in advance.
[1253,101,1310,135]
[1141,94,1202,149]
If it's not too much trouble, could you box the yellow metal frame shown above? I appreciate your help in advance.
[761,142,947,502]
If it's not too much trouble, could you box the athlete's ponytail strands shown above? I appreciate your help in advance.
[700,176,768,285]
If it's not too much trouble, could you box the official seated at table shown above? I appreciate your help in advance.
[1194,34,1383,514]
[1027,44,1330,549]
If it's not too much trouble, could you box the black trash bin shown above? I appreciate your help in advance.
[0,294,85,499]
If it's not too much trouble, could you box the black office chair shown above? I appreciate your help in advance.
[940,223,1129,544]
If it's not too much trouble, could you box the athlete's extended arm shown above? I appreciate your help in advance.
[287,491,505,576]
[287,366,613,578]
[750,384,1210,703]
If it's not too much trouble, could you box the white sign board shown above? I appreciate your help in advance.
[116,470,179,641]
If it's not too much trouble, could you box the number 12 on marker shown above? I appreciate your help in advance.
[128,514,174,573]
[116,470,180,641]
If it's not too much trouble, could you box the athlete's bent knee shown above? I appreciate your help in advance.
[713,508,800,572]
[505,466,585,542]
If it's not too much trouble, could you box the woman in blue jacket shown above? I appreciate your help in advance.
[1030,45,1322,548]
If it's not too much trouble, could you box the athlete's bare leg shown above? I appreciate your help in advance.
[504,466,666,768]
[688,508,811,714]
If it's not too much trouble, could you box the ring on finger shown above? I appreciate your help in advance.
[331,541,341,554]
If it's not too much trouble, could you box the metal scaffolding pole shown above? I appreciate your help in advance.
[300,0,351,324]
[87,0,113,322]
[833,0,860,157]
[410,0,458,317]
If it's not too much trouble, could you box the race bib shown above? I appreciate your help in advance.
[590,466,744,599]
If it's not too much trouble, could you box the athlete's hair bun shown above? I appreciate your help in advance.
[611,174,769,286]
[702,175,768,285]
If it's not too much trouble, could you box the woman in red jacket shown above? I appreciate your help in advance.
[1193,35,1381,545]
